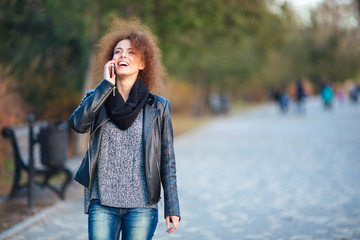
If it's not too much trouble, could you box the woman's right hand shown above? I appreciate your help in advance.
[104,60,116,85]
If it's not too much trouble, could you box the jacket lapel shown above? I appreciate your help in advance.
[143,101,160,143]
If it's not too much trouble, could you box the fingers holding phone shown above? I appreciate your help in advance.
[104,60,116,85]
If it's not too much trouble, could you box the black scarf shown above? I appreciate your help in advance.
[105,79,149,130]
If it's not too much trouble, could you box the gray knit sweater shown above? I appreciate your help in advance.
[84,111,156,213]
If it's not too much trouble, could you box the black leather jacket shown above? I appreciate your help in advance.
[69,80,180,218]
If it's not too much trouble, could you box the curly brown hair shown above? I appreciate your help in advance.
[93,17,165,92]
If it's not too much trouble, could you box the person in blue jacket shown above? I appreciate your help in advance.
[321,80,334,110]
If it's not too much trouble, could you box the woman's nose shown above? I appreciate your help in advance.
[120,52,127,58]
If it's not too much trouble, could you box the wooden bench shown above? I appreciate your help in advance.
[2,122,72,200]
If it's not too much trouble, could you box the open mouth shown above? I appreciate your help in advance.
[118,61,129,67]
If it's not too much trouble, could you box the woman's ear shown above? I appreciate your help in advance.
[139,60,145,70]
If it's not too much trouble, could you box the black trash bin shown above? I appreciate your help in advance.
[39,121,68,168]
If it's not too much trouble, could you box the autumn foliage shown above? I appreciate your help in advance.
[0,71,27,172]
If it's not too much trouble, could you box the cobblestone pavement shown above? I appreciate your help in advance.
[2,98,360,240]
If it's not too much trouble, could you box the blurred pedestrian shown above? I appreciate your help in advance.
[279,89,290,113]
[349,84,360,105]
[272,86,281,103]
[271,85,290,113]
[321,80,334,110]
[69,18,180,240]
[274,85,290,113]
[220,92,230,114]
[295,78,306,114]
[209,92,221,114]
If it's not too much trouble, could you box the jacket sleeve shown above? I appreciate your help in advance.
[69,80,114,134]
[160,100,181,219]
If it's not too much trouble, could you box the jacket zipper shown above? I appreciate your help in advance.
[154,127,162,183]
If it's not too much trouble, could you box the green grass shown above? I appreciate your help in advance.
[171,113,210,137]
[0,158,14,195]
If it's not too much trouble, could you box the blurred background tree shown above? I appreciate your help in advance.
[0,0,93,120]
[0,72,27,172]
[0,0,359,159]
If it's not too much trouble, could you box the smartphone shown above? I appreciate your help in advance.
[109,66,115,78]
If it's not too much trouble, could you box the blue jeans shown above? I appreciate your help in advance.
[88,200,158,240]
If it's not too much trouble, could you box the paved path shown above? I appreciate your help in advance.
[2,98,360,240]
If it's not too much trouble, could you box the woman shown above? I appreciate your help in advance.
[69,18,180,240]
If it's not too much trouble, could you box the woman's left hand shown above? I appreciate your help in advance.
[166,215,180,234]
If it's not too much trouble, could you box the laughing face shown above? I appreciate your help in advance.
[113,39,145,80]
